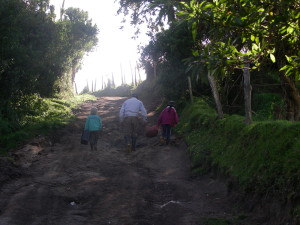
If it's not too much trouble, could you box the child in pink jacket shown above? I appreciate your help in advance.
[157,101,179,145]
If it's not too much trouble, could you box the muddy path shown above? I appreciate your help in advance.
[0,97,259,225]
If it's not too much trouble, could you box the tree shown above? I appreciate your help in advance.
[118,0,300,122]
[0,0,98,121]
[0,0,57,116]
[47,7,98,96]
[117,0,184,30]
[111,73,116,88]
[180,0,300,121]
[140,21,195,99]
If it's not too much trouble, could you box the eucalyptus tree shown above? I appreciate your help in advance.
[56,7,98,95]
[32,7,98,97]
[140,40,162,80]
[117,0,197,100]
[140,20,195,99]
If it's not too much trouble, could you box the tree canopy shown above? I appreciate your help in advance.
[117,0,300,121]
[0,0,98,121]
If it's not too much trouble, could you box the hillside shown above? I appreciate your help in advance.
[0,96,264,225]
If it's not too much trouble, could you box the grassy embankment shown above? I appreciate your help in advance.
[0,94,96,155]
[176,97,300,221]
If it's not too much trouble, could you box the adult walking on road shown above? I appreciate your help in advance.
[157,101,179,145]
[84,107,102,151]
[119,93,147,152]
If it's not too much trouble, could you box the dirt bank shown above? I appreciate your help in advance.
[0,97,260,225]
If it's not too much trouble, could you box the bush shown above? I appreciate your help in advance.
[93,85,133,97]
[252,93,284,120]
[0,93,96,154]
[177,97,300,219]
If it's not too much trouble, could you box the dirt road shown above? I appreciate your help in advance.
[0,97,255,225]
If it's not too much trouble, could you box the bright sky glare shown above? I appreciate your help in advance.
[50,0,150,92]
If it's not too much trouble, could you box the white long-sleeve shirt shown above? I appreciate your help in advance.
[119,97,147,122]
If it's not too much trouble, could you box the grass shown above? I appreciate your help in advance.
[201,215,248,225]
[93,84,133,97]
[176,97,300,220]
[0,93,96,155]
[252,92,284,121]
[203,218,231,225]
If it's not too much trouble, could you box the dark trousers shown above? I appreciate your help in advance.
[89,131,99,150]
[162,124,172,144]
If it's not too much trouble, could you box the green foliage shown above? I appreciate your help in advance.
[140,20,195,100]
[0,0,98,148]
[74,93,97,102]
[0,94,96,154]
[118,0,300,121]
[117,0,183,31]
[176,98,218,132]
[203,218,231,225]
[0,117,13,136]
[177,98,300,215]
[252,93,284,120]
[181,0,300,72]
[293,204,300,220]
[202,216,248,225]
[0,0,56,100]
[93,84,133,97]
[0,0,98,123]
[81,85,90,94]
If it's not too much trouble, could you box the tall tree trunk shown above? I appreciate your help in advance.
[243,57,252,124]
[279,73,300,121]
[60,0,65,21]
[131,74,134,86]
[207,71,224,119]
[153,61,157,79]
[276,54,300,121]
[120,64,124,85]
[71,64,76,94]
[136,62,141,83]
[112,73,115,88]
[74,82,78,95]
[86,80,89,92]
[123,72,126,84]
[134,67,137,86]
[187,76,194,103]
[130,61,134,86]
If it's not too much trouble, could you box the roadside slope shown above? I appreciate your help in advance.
[0,96,258,225]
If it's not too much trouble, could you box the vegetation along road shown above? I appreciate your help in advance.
[1,0,300,224]
[0,97,264,225]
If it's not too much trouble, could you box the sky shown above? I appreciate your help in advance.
[50,0,150,92]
